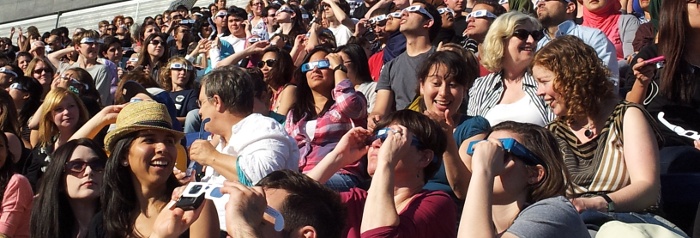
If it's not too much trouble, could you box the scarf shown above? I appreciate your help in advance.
[583,0,623,59]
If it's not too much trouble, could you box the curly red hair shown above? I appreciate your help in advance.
[532,35,614,124]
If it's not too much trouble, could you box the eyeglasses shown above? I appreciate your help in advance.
[257,59,277,68]
[437,7,455,16]
[170,63,193,70]
[196,97,213,107]
[511,29,544,41]
[9,83,27,91]
[466,138,546,167]
[467,9,497,19]
[300,59,331,72]
[150,39,166,46]
[252,2,264,6]
[402,5,434,20]
[369,14,388,25]
[388,11,403,19]
[65,160,106,176]
[106,27,116,31]
[658,112,700,140]
[371,127,423,147]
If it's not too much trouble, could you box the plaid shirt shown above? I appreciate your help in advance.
[285,79,368,176]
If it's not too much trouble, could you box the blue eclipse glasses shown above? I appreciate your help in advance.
[300,59,331,73]
[466,138,546,167]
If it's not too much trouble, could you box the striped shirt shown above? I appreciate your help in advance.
[547,101,662,197]
[467,71,555,125]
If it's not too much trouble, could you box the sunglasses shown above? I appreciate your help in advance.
[278,6,294,13]
[511,29,544,41]
[106,27,116,31]
[369,14,388,25]
[34,68,50,74]
[80,38,104,44]
[370,127,425,149]
[9,82,27,91]
[0,67,17,78]
[150,39,166,46]
[437,7,455,16]
[170,63,193,70]
[402,5,434,20]
[388,11,403,18]
[65,160,106,176]
[466,138,546,167]
[300,59,331,72]
[257,59,277,68]
[468,9,497,19]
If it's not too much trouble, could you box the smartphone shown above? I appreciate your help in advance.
[174,182,211,210]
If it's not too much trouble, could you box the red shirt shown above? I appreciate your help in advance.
[368,50,385,82]
[341,187,456,238]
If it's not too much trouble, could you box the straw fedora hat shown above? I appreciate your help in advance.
[104,101,185,151]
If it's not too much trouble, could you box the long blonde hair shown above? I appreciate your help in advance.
[480,11,541,72]
[37,88,89,148]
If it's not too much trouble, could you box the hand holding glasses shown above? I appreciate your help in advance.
[467,138,546,167]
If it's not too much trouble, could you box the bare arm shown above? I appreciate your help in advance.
[448,133,486,199]
[274,85,296,116]
[215,41,269,68]
[323,0,354,28]
[368,89,393,129]
[364,0,393,19]
[188,200,220,238]
[47,47,75,69]
[625,58,655,104]
[70,105,124,140]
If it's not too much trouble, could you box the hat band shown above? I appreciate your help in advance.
[134,120,173,129]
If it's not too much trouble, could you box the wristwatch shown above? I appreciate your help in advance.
[600,194,615,212]
[333,64,348,73]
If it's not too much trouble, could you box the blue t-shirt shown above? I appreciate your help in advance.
[423,115,490,198]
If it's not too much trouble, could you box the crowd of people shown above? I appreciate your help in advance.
[0,0,697,237]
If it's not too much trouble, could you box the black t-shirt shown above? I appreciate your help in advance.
[628,44,700,147]
[87,211,190,238]
[352,3,370,19]
[169,89,199,117]
[453,15,467,38]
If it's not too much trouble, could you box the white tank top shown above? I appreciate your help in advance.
[484,96,547,127]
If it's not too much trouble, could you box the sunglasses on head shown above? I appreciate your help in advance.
[257,59,277,68]
[466,138,546,167]
[437,7,455,16]
[511,29,544,41]
[369,14,388,25]
[150,39,166,46]
[170,63,193,70]
[402,5,434,20]
[65,160,106,176]
[468,9,497,19]
[300,59,331,72]
[9,82,27,91]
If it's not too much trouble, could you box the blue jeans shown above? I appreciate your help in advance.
[324,173,362,192]
[184,109,201,133]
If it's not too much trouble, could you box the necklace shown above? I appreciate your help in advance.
[584,124,595,138]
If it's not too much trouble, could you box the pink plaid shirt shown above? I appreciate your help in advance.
[285,79,368,177]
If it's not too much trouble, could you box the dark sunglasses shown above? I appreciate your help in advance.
[150,39,166,46]
[34,68,50,74]
[65,160,106,176]
[257,59,276,68]
[511,29,544,41]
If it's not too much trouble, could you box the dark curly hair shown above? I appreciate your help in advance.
[531,35,614,124]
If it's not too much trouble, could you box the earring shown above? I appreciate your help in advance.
[121,161,129,166]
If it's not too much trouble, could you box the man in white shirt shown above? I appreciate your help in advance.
[189,66,299,232]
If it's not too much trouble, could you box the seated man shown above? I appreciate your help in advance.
[221,170,346,238]
[189,65,299,233]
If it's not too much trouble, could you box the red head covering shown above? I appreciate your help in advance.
[582,0,623,59]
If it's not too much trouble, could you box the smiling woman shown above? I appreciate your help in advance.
[467,11,554,127]
[87,101,219,238]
